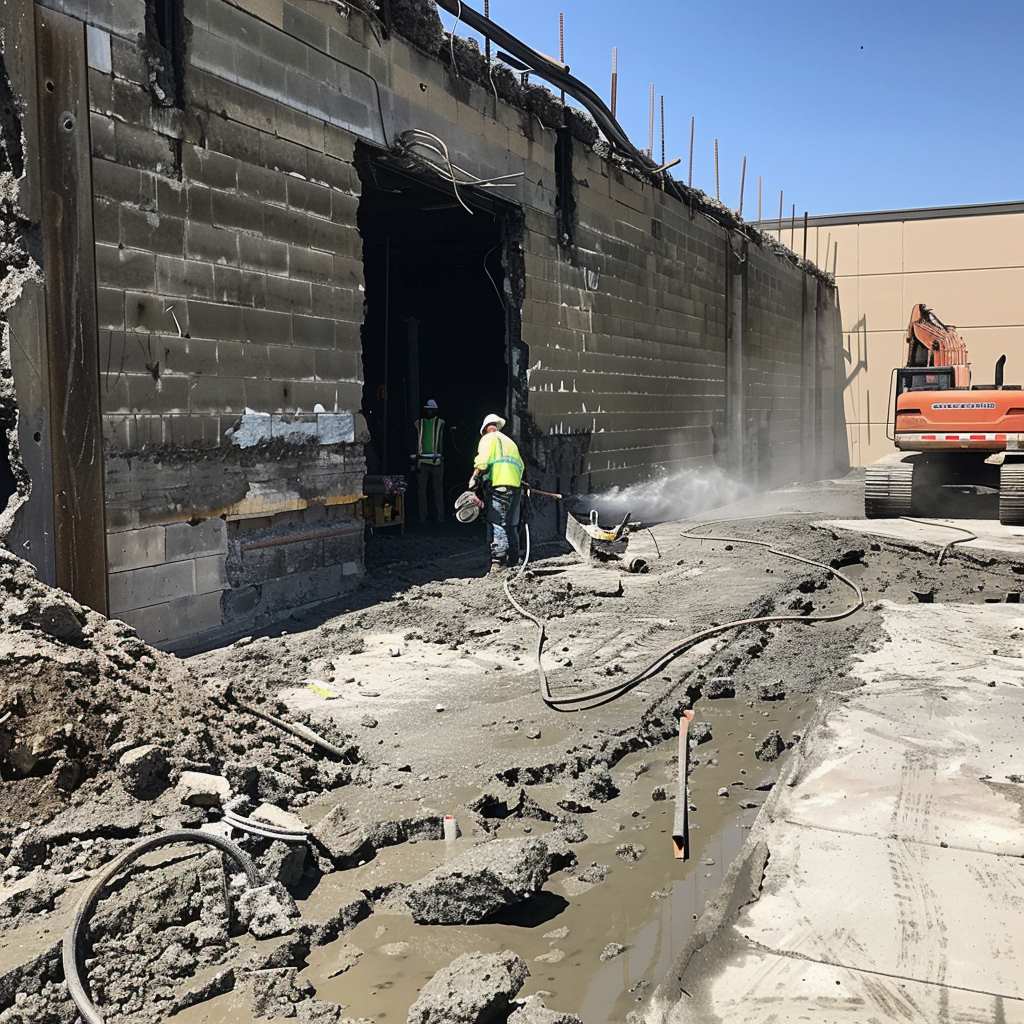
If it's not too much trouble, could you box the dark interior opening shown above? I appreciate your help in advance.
[357,149,511,527]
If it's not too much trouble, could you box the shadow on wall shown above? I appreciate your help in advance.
[520,414,593,543]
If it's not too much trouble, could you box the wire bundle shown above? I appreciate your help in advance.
[397,128,524,214]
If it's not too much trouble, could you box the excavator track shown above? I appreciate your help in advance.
[999,462,1024,525]
[864,460,914,518]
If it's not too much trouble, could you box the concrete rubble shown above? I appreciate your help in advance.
[406,950,528,1024]
[405,838,570,925]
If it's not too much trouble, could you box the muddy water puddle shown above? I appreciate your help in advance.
[313,696,805,1023]
[173,690,807,1024]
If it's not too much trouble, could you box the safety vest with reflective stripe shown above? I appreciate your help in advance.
[474,430,524,488]
[416,417,444,464]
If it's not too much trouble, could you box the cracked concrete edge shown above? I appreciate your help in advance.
[641,690,835,1024]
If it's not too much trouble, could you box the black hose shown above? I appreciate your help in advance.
[63,830,260,1024]
[433,0,658,175]
[506,517,865,713]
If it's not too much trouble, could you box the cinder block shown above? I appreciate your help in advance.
[96,244,156,291]
[165,517,228,561]
[107,525,166,572]
[109,559,196,614]
[195,554,229,594]
[186,222,238,264]
[189,300,244,341]
[117,591,224,646]
[87,25,112,73]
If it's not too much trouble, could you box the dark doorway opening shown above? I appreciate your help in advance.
[357,147,513,528]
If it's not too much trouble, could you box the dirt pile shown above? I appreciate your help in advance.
[0,550,357,831]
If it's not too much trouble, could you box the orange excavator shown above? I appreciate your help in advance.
[865,304,1024,524]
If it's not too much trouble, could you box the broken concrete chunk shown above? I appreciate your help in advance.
[615,843,645,863]
[117,743,169,798]
[310,805,371,868]
[689,721,713,746]
[177,770,230,807]
[754,730,786,762]
[168,968,236,1015]
[508,995,584,1024]
[405,838,562,925]
[705,677,735,699]
[237,884,297,939]
[757,681,786,702]
[600,942,626,961]
[246,934,311,972]
[557,767,619,813]
[407,950,528,1024]
[258,839,307,889]
[251,803,307,833]
[650,786,668,801]
[555,817,587,843]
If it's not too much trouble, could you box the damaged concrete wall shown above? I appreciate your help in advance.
[68,0,372,643]
[8,0,845,647]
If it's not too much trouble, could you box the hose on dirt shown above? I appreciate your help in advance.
[898,517,978,565]
[223,808,309,844]
[505,517,865,713]
[63,830,260,1024]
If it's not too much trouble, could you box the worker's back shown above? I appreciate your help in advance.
[477,430,523,488]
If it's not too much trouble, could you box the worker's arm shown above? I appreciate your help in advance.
[469,435,492,488]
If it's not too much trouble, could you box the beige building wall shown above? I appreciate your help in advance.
[779,203,1024,465]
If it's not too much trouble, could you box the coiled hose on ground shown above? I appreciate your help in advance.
[63,830,260,1024]
[505,517,866,713]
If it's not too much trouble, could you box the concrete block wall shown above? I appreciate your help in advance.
[107,518,229,644]
[58,0,377,643]
[24,0,845,645]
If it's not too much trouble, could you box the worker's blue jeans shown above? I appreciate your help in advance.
[488,486,522,565]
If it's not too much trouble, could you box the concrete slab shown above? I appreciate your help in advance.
[819,517,1024,558]
[778,602,1024,854]
[742,820,1024,998]
[702,950,1024,1023]
[668,599,1024,1022]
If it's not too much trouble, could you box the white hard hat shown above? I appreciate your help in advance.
[480,413,506,435]
[424,399,438,409]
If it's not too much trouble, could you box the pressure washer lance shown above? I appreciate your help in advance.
[453,484,563,524]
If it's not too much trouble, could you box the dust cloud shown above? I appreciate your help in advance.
[577,467,747,524]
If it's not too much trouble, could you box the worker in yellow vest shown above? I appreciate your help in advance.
[468,413,524,570]
[414,399,445,524]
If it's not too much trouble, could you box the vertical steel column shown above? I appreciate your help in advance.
[35,7,107,612]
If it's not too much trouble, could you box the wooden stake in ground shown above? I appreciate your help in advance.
[672,709,696,859]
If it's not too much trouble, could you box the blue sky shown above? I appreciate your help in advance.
[439,1,1024,216]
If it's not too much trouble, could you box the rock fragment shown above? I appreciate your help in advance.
[557,767,618,813]
[600,942,626,961]
[509,994,583,1023]
[406,950,528,1024]
[615,842,646,863]
[237,884,297,939]
[754,730,786,762]
[705,677,735,699]
[117,743,169,798]
[757,681,786,701]
[176,770,230,807]
[405,838,563,925]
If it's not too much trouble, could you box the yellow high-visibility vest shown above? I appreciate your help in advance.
[474,431,524,488]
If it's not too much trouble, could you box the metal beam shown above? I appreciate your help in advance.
[35,7,108,612]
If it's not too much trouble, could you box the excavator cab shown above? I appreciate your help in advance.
[895,366,955,396]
